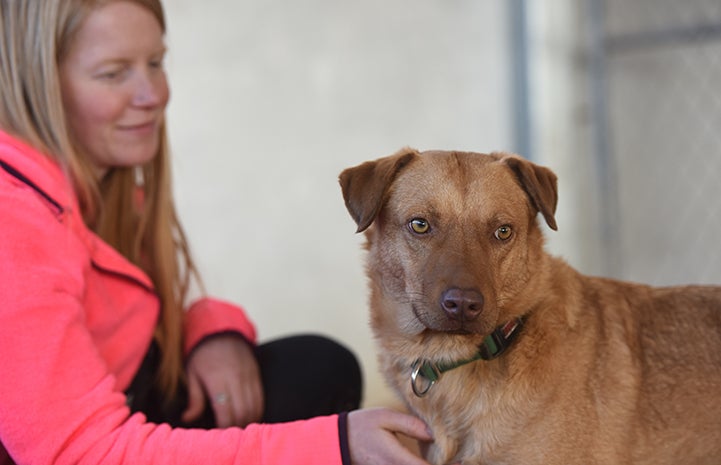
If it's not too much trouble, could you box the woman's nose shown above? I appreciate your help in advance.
[132,70,168,107]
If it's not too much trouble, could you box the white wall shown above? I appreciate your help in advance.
[525,0,605,276]
[164,0,513,407]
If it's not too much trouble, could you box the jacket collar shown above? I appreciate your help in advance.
[0,129,154,290]
[0,130,75,212]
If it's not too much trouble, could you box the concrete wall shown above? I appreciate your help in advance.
[525,0,606,277]
[164,0,514,407]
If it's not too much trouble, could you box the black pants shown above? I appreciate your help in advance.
[126,334,363,428]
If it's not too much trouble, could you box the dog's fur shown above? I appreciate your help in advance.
[339,148,721,465]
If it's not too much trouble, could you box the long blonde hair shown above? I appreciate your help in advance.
[0,0,198,399]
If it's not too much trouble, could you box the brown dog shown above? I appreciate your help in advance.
[339,148,721,465]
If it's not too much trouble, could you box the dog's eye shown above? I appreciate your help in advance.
[495,225,513,241]
[409,218,431,234]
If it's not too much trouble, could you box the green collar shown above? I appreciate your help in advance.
[410,317,525,397]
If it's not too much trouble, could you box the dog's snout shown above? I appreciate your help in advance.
[441,288,484,322]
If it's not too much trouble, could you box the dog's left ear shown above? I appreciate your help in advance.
[502,155,558,231]
[339,147,419,233]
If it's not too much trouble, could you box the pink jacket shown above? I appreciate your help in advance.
[0,130,346,465]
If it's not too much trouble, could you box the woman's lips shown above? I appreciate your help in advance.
[118,121,157,136]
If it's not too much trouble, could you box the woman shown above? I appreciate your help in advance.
[0,1,434,464]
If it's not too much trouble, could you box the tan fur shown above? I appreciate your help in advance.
[339,148,721,465]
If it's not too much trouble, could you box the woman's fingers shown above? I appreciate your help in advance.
[347,408,434,465]
[180,373,206,423]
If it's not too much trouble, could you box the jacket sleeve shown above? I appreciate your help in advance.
[183,297,258,356]
[0,164,344,465]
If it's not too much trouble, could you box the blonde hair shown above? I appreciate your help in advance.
[0,0,199,399]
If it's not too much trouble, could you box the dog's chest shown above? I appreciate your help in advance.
[396,367,532,464]
[418,400,524,465]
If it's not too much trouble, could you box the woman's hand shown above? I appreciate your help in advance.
[347,408,435,465]
[181,334,264,428]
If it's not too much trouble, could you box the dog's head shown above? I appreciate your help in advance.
[339,148,557,352]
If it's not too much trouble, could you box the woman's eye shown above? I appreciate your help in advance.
[149,58,165,69]
[96,67,126,81]
[409,218,430,234]
[495,225,513,241]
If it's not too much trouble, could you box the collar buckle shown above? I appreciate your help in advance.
[479,318,524,360]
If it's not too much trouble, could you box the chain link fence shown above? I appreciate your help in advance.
[588,0,721,286]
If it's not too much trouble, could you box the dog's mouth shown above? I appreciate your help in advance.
[424,326,478,336]
[445,328,474,335]
[412,304,495,336]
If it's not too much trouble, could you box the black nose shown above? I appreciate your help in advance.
[441,288,484,322]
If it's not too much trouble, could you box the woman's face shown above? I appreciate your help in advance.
[59,1,169,177]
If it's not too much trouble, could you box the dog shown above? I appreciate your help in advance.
[339,148,721,465]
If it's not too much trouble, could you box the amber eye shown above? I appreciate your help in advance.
[409,218,431,234]
[495,225,513,241]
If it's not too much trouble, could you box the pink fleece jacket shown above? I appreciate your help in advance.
[0,130,346,465]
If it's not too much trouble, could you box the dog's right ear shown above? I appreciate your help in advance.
[339,147,419,233]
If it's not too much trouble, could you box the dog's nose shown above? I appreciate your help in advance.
[441,288,484,321]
